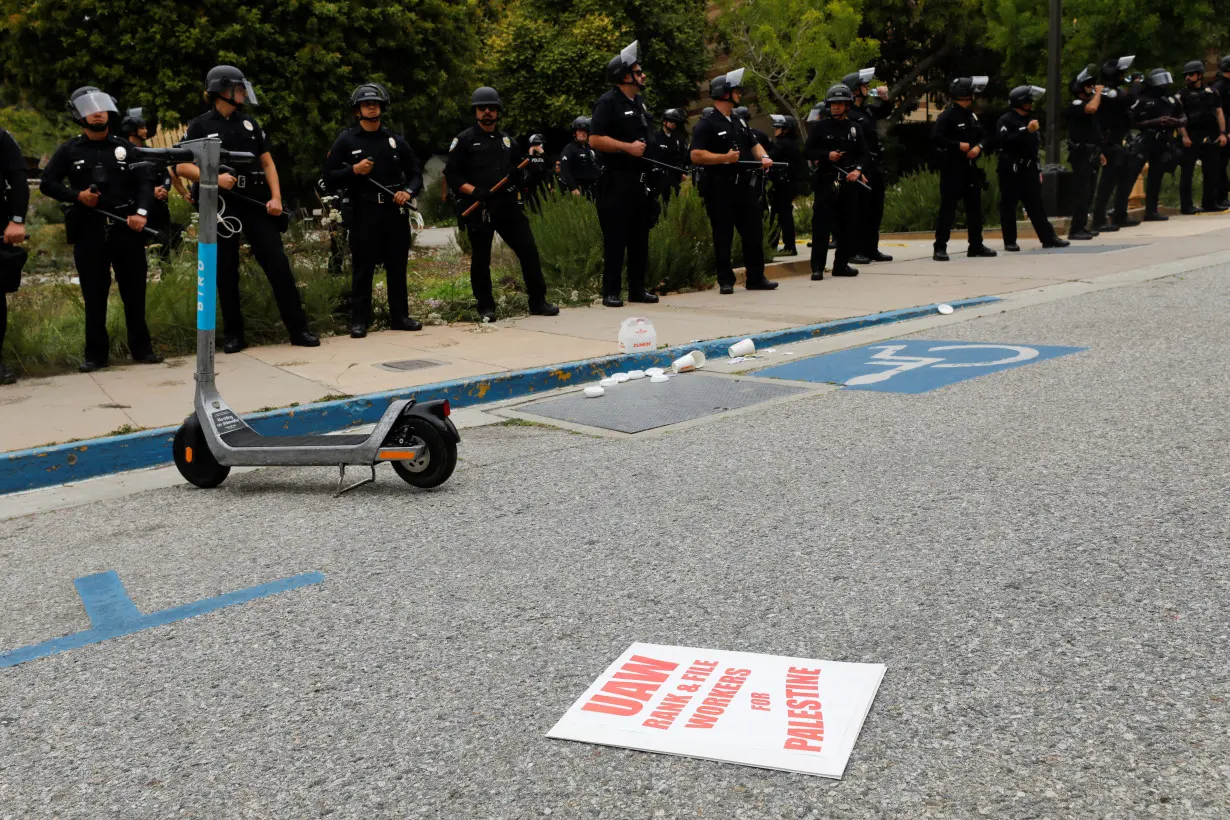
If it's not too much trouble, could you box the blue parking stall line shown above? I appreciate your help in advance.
[0,571,325,669]
[757,340,1086,394]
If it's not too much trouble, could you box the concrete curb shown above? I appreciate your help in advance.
[2,296,999,495]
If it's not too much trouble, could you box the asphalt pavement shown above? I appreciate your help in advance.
[1,261,1227,819]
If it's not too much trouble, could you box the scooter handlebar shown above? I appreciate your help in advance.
[127,145,258,168]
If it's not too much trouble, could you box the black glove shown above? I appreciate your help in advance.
[470,188,489,203]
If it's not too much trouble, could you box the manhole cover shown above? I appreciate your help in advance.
[515,373,809,434]
[377,358,443,373]
[1027,243,1146,254]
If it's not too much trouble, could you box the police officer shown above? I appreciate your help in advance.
[1213,57,1230,209]
[1177,60,1228,214]
[843,68,894,264]
[444,86,558,323]
[996,86,1069,251]
[690,68,778,294]
[1067,66,1106,239]
[559,117,600,198]
[804,84,867,279]
[522,134,550,208]
[589,41,660,307]
[323,83,424,338]
[1091,56,1138,232]
[648,108,689,203]
[1130,69,1184,222]
[41,87,162,372]
[0,121,29,384]
[121,108,187,254]
[734,106,771,150]
[931,76,997,261]
[177,66,317,353]
[767,114,804,256]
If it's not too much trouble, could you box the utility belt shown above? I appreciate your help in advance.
[1067,142,1101,163]
[230,171,267,191]
[601,167,649,185]
[64,200,136,244]
[1003,158,1040,175]
[352,187,404,206]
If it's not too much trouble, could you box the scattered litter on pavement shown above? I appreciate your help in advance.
[672,350,706,373]
[650,374,670,383]
[613,373,630,383]
[618,317,657,354]
[645,367,665,377]
[729,338,756,358]
[937,303,954,315]
[584,386,605,398]
[627,370,646,380]
[600,378,618,388]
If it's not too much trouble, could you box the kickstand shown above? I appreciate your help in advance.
[336,464,376,497]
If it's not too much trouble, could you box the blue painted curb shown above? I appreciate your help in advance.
[2,296,999,495]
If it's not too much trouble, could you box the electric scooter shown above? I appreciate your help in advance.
[133,138,459,494]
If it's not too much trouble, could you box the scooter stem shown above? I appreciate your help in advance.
[195,139,221,390]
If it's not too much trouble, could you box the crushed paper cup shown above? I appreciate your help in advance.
[729,339,755,358]
[650,374,670,383]
[600,377,619,387]
[645,367,665,377]
[614,373,630,383]
[937,303,954,315]
[671,350,707,373]
[627,370,646,380]
[584,386,605,398]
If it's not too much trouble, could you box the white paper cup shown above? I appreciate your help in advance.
[729,339,755,358]
[584,386,605,398]
[650,374,670,383]
[937,303,954,315]
[600,377,619,387]
[672,349,707,373]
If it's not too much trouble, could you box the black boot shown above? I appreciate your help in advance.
[601,294,624,308]
[222,336,248,354]
[810,270,824,281]
[1092,222,1119,232]
[349,324,368,339]
[1043,238,1071,248]
[0,362,16,385]
[832,266,859,277]
[933,248,950,262]
[1003,242,1021,252]
[868,250,894,262]
[529,300,560,316]
[849,254,872,265]
[78,359,107,373]
[1069,230,1096,240]
[745,278,779,290]
[291,330,321,347]
[1143,212,1168,222]
[390,316,423,331]
[968,245,998,258]
[132,351,165,364]
[628,291,660,304]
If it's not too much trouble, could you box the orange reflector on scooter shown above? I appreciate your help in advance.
[185,446,194,463]
[378,450,420,460]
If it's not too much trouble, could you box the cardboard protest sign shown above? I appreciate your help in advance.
[548,642,885,778]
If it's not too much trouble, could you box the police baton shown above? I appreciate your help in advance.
[833,165,873,191]
[364,176,419,211]
[219,187,297,224]
[631,154,688,175]
[86,187,165,239]
[461,159,530,217]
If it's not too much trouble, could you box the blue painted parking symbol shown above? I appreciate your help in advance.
[1,570,324,668]
[758,340,1085,393]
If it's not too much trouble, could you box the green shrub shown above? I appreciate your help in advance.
[881,169,1002,233]
[417,178,457,227]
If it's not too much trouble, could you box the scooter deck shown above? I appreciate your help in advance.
[221,429,371,448]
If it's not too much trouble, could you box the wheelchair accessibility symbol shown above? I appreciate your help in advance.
[757,340,1085,393]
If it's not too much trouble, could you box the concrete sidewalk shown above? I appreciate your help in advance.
[2,212,1228,453]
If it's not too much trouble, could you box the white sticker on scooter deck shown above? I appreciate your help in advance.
[547,642,885,779]
[211,409,245,435]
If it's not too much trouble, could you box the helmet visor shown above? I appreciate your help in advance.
[1076,67,1093,85]
[73,92,118,118]
[726,67,746,89]
[971,76,989,92]
[858,68,876,84]
[1151,71,1173,86]
[620,41,639,68]
[1117,55,1135,71]
[1029,85,1046,99]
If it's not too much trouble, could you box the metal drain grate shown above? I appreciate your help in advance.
[377,358,443,373]
[515,373,810,434]
[1027,243,1146,254]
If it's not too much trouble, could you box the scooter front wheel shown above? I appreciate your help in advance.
[173,415,230,488]
[389,417,457,489]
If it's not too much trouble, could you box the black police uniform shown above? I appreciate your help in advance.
[804,115,866,274]
[648,127,688,202]
[847,99,891,258]
[522,144,551,208]
[184,108,309,345]
[1092,86,1136,227]
[1066,94,1103,234]
[691,108,772,289]
[41,134,156,366]
[0,128,28,375]
[444,124,547,314]
[1177,83,1223,211]
[767,133,805,252]
[590,88,656,299]
[1129,92,1182,216]
[324,124,423,328]
[559,139,600,197]
[931,104,990,252]
[1213,73,1230,205]
[995,109,1061,246]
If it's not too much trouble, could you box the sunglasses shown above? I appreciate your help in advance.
[632,69,647,77]
[475,105,498,113]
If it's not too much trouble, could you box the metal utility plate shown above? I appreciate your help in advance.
[377,358,443,373]
[514,373,810,434]
[1028,243,1146,254]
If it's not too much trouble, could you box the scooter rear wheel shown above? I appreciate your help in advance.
[389,417,457,489]
[173,415,230,488]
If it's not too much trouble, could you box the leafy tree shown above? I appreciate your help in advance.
[0,0,483,198]
[714,0,879,125]
[482,0,710,134]
[983,0,1229,84]
[861,1,999,126]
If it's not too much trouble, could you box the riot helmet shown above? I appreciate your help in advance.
[120,107,155,139]
[606,41,642,86]
[528,134,545,146]
[570,116,591,134]
[825,84,854,105]
[1182,60,1205,84]
[68,86,117,131]
[1071,64,1097,95]
[206,65,257,107]
[733,106,751,122]
[1102,55,1134,83]
[1221,56,1230,74]
[1145,68,1173,91]
[709,68,746,101]
[702,106,715,118]
[663,108,686,124]
[842,68,876,95]
[1008,85,1045,110]
[948,75,988,100]
[351,83,390,120]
